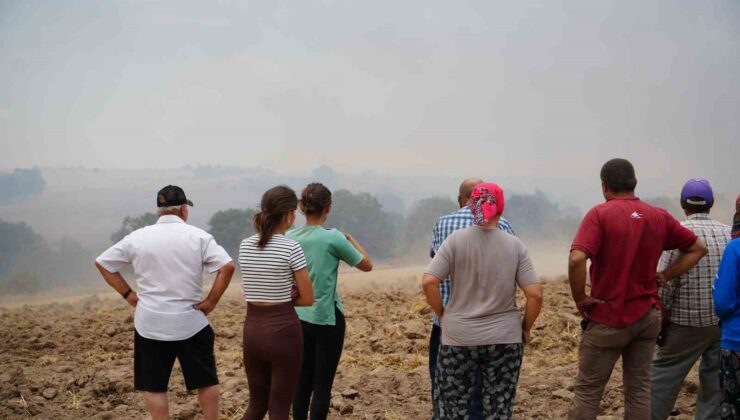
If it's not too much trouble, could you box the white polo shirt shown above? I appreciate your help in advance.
[96,215,232,341]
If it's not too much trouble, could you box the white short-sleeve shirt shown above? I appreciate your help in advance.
[96,215,232,341]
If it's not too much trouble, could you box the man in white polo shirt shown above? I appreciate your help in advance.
[95,185,235,420]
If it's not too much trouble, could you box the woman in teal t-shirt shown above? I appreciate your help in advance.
[288,183,373,420]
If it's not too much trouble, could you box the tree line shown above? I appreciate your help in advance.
[0,188,589,294]
[0,220,92,294]
[11,187,727,295]
[105,188,585,264]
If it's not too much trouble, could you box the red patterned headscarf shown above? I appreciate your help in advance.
[467,183,505,226]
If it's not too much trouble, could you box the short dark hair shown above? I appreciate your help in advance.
[600,158,637,193]
[300,183,332,217]
[681,198,712,215]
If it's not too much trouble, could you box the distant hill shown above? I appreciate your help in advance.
[0,165,734,253]
[0,168,46,203]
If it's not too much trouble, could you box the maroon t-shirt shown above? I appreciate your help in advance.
[571,197,697,328]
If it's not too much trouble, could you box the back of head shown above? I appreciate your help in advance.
[254,185,298,248]
[680,178,714,215]
[156,184,193,218]
[468,182,506,226]
[600,158,637,193]
[300,183,332,218]
[459,177,484,204]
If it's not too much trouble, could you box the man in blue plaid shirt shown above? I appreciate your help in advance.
[428,177,515,420]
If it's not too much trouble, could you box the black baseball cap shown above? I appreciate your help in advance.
[157,185,194,207]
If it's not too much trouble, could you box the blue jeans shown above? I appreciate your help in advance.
[429,324,484,420]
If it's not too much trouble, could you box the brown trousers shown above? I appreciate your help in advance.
[568,308,661,420]
[242,303,303,420]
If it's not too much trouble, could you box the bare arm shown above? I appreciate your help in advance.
[656,239,708,286]
[194,262,236,315]
[345,233,373,272]
[95,261,138,308]
[568,250,603,317]
[521,283,544,343]
[293,268,314,307]
[422,273,444,319]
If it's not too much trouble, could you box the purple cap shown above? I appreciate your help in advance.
[681,178,714,206]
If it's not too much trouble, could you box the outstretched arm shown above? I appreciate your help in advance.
[194,262,236,315]
[345,233,373,272]
[95,261,138,308]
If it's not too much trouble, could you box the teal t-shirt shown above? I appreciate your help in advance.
[287,225,364,325]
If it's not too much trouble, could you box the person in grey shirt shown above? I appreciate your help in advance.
[422,182,544,420]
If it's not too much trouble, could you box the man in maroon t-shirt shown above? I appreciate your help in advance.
[567,159,707,420]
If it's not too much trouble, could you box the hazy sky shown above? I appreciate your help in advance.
[1,1,738,191]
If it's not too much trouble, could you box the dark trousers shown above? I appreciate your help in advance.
[650,324,721,420]
[429,324,484,420]
[242,303,303,420]
[292,308,346,420]
[720,348,740,420]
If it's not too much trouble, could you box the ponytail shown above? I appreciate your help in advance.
[253,186,298,248]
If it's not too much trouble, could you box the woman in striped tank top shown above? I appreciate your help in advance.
[239,185,314,420]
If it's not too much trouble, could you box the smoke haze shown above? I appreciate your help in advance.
[0,1,738,293]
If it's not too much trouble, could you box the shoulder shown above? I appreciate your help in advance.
[723,239,740,262]
[497,216,514,231]
[498,229,526,249]
[710,220,732,231]
[324,228,346,244]
[635,201,672,220]
[434,212,454,226]
[438,208,470,222]
[587,202,608,214]
[727,239,740,253]
[286,226,308,239]
[580,204,605,221]
[183,224,215,239]
[653,206,674,219]
[273,235,302,249]
[240,234,260,247]
[439,228,463,245]
[125,224,159,243]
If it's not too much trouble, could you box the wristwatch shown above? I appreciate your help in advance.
[122,288,132,299]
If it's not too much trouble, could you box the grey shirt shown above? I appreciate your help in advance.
[425,226,539,346]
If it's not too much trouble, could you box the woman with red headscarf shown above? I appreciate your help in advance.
[422,183,544,420]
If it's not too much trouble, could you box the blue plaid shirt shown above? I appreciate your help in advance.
[429,207,515,326]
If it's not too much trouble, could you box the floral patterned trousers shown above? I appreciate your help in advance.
[721,348,740,419]
[433,343,523,420]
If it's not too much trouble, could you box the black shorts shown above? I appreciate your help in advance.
[134,325,219,392]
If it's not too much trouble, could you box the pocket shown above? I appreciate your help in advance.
[656,320,671,347]
[645,309,663,339]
